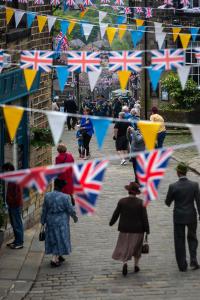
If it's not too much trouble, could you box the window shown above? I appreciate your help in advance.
[190,0,200,7]
[185,41,200,87]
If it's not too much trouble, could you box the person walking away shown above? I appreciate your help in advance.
[55,143,75,206]
[52,96,60,111]
[165,162,200,272]
[150,107,166,148]
[80,108,94,160]
[109,182,150,276]
[2,163,24,249]
[113,98,122,118]
[134,100,141,117]
[76,125,84,158]
[64,97,78,130]
[129,108,140,129]
[41,179,78,267]
[122,106,131,119]
[113,112,131,165]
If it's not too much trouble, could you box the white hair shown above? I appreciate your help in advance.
[122,105,129,112]
[130,108,137,115]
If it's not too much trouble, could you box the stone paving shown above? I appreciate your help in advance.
[25,127,200,300]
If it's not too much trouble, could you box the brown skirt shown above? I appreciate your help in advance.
[112,232,144,262]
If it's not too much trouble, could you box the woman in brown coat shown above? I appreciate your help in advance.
[109,182,150,276]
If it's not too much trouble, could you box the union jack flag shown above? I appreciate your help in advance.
[195,48,200,61]
[100,0,110,3]
[55,32,69,52]
[109,51,142,72]
[34,0,44,4]
[124,7,131,14]
[145,7,152,18]
[151,49,185,71]
[66,0,75,6]
[51,0,60,5]
[180,0,189,6]
[20,50,54,72]
[0,50,4,68]
[73,160,108,215]
[0,165,70,194]
[115,0,124,5]
[136,148,173,205]
[84,0,93,6]
[67,51,101,73]
[135,7,143,14]
[164,0,173,5]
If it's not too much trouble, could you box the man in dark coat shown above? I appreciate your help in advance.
[64,97,78,130]
[165,162,200,272]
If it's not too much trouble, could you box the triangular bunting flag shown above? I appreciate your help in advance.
[23,69,37,91]
[156,32,166,49]
[68,21,76,34]
[15,11,24,28]
[135,19,144,26]
[27,12,36,28]
[60,20,69,35]
[47,112,66,146]
[131,26,145,47]
[91,119,111,150]
[48,16,56,32]
[118,70,131,90]
[37,15,47,33]
[179,33,191,49]
[172,27,181,42]
[56,66,69,92]
[99,23,108,39]
[137,121,161,150]
[148,67,163,91]
[118,24,127,40]
[88,69,101,92]
[6,8,14,25]
[190,27,199,41]
[80,8,88,18]
[177,65,190,90]
[82,23,94,41]
[189,125,200,154]
[154,22,163,38]
[3,106,24,141]
[106,27,117,45]
[99,11,107,23]
[117,16,126,24]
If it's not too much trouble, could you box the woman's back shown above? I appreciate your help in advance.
[44,191,71,216]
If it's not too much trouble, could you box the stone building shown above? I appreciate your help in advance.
[0,1,53,236]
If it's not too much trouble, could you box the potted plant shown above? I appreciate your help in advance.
[0,196,6,248]
[30,127,54,148]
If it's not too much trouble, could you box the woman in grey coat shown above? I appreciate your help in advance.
[41,179,78,267]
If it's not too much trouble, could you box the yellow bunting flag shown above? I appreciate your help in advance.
[106,27,117,45]
[179,33,191,49]
[3,106,24,141]
[6,8,14,25]
[135,19,144,26]
[172,27,181,42]
[118,24,127,40]
[68,21,76,35]
[80,8,88,18]
[137,121,161,150]
[23,69,37,91]
[37,15,47,33]
[118,71,131,90]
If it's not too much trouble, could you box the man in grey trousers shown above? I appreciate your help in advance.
[165,162,200,272]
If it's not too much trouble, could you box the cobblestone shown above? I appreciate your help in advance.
[26,127,200,300]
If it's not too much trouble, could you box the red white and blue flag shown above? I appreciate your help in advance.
[0,165,70,194]
[115,0,124,6]
[145,7,152,18]
[180,0,189,6]
[100,0,110,3]
[135,7,143,14]
[55,32,69,52]
[51,0,60,5]
[20,50,54,72]
[124,7,131,14]
[34,0,44,4]
[66,0,75,6]
[84,0,93,6]
[164,0,173,5]
[195,48,200,61]
[151,49,185,71]
[73,160,108,215]
[109,51,142,72]
[0,50,4,67]
[136,148,173,206]
[67,51,101,73]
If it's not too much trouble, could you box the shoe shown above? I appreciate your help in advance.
[10,244,23,249]
[179,268,187,272]
[190,261,199,270]
[120,159,126,165]
[7,241,15,247]
[50,261,61,268]
[134,266,140,273]
[122,263,128,276]
[59,256,65,263]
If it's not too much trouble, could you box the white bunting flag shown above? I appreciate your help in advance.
[15,11,24,28]
[47,112,66,146]
[177,66,190,90]
[156,32,166,49]
[47,16,57,32]
[82,23,94,41]
[99,11,107,23]
[154,22,163,41]
[189,125,200,154]
[99,23,108,39]
[88,69,102,91]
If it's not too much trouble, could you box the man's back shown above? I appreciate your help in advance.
[64,99,77,113]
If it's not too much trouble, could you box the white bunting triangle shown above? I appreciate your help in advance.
[99,23,108,39]
[88,69,102,92]
[15,11,24,28]
[47,16,57,32]
[156,32,166,49]
[177,66,190,90]
[82,23,94,41]
[154,22,163,41]
[99,11,107,23]
[47,112,66,146]
[189,125,200,154]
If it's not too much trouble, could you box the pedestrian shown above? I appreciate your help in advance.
[41,179,78,267]
[113,112,131,165]
[109,182,150,276]
[76,125,84,158]
[150,107,166,148]
[80,108,94,160]
[2,163,24,249]
[112,98,122,118]
[134,100,141,117]
[129,108,140,129]
[64,97,78,130]
[52,96,60,111]
[122,106,131,119]
[55,143,75,206]
[165,162,200,272]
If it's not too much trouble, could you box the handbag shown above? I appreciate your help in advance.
[142,234,149,254]
[39,225,45,241]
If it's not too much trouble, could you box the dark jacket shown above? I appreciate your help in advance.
[165,177,200,224]
[6,182,23,208]
[109,196,150,234]
[64,99,77,113]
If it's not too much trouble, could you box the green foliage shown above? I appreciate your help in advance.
[0,196,5,228]
[161,72,200,109]
[30,127,54,148]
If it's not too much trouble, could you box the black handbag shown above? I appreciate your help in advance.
[142,234,149,254]
[39,225,45,241]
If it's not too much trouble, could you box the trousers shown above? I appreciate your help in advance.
[8,207,24,246]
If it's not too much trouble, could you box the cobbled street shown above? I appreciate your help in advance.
[25,127,200,300]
